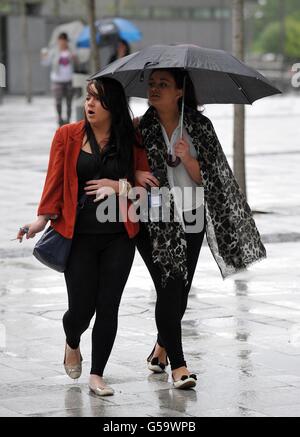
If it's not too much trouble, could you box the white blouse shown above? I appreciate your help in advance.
[159,121,204,217]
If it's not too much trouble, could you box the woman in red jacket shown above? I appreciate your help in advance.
[17,78,147,396]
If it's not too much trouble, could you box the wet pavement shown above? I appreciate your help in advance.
[0,94,300,417]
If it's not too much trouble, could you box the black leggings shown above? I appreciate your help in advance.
[63,232,135,376]
[136,216,206,371]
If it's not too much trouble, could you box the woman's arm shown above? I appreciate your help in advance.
[181,156,202,185]
[133,138,159,188]
[17,129,65,242]
[174,139,202,185]
[17,130,64,241]
[17,215,49,241]
[37,128,65,217]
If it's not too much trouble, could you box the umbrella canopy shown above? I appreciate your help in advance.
[48,20,85,51]
[76,17,142,48]
[113,18,142,42]
[90,44,281,104]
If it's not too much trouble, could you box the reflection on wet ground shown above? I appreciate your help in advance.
[1,242,299,417]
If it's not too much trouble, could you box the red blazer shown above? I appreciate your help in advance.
[37,120,150,239]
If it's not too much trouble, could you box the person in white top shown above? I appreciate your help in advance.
[41,32,77,126]
[160,119,204,218]
[135,69,206,389]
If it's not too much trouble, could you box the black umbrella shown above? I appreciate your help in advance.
[90,43,281,105]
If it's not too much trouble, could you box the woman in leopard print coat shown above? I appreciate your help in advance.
[135,68,266,390]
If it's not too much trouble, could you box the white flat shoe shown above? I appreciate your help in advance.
[147,357,169,373]
[173,374,197,390]
[63,344,82,380]
[89,384,114,397]
[147,344,169,374]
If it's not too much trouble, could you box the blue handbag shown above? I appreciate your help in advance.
[33,225,72,272]
[33,173,99,272]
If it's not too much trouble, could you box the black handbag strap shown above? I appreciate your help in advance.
[77,170,102,213]
[77,193,88,212]
[77,136,107,213]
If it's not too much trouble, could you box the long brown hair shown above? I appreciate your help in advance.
[150,68,198,110]
[84,78,136,183]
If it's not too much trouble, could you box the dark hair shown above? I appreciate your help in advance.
[150,68,198,110]
[84,78,135,183]
[58,32,69,41]
[118,38,131,56]
[109,39,131,63]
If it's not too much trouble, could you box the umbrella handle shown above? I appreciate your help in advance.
[179,75,186,139]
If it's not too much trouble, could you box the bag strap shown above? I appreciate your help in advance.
[77,192,88,211]
[77,170,102,212]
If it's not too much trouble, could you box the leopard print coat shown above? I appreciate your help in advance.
[139,106,266,286]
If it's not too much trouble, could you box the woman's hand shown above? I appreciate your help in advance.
[85,178,118,198]
[174,139,192,164]
[135,171,159,188]
[16,217,47,242]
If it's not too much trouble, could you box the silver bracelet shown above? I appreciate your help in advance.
[119,179,132,196]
